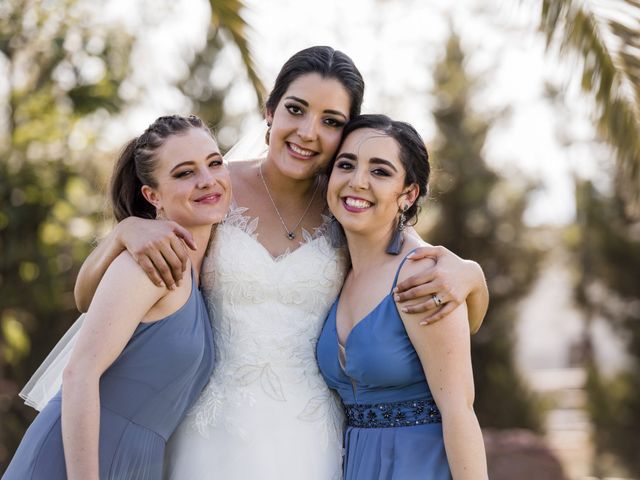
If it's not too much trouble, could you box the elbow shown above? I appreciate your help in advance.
[438,390,476,420]
[62,364,78,388]
[62,364,97,393]
[73,284,89,313]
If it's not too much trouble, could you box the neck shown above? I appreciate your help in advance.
[344,225,397,274]
[185,225,214,277]
[260,157,319,201]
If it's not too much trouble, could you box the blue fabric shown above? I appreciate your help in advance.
[3,270,214,480]
[316,251,451,479]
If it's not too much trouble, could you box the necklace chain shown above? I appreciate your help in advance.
[258,161,319,241]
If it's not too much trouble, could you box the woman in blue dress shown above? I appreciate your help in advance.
[3,114,228,479]
[317,114,488,479]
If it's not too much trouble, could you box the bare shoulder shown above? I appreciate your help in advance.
[228,158,259,180]
[104,250,167,296]
[396,241,436,283]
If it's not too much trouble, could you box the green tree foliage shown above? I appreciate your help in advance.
[423,31,543,430]
[569,180,640,476]
[536,0,640,214]
[0,0,133,468]
[181,0,265,151]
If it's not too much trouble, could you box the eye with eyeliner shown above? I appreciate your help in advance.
[335,159,355,170]
[372,167,392,177]
[285,103,304,115]
[174,170,193,178]
[324,117,345,128]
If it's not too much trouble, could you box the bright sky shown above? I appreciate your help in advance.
[102,0,611,226]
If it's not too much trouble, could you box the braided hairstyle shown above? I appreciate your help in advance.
[110,115,213,221]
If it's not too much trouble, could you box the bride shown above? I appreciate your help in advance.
[56,46,488,479]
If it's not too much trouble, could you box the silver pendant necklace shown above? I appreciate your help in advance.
[258,161,319,241]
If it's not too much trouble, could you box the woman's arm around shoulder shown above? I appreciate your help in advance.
[74,217,195,312]
[62,251,168,480]
[397,256,488,480]
[394,240,488,333]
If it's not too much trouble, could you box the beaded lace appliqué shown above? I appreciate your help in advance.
[187,205,347,452]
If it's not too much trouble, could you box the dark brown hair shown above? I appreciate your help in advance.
[265,46,365,121]
[331,114,430,224]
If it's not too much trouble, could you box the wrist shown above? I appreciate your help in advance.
[115,217,136,250]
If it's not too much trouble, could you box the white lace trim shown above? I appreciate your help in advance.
[186,204,347,452]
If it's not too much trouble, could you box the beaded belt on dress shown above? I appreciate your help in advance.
[344,397,442,428]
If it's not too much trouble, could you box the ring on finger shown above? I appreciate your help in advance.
[432,294,443,308]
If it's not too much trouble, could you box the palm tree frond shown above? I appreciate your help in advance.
[539,0,640,215]
[209,0,265,106]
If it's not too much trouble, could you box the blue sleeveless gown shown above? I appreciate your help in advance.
[316,251,451,479]
[3,270,214,480]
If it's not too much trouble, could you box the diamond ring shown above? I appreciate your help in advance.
[432,294,443,308]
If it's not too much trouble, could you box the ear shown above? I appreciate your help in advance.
[140,185,161,210]
[401,183,420,210]
[265,109,274,126]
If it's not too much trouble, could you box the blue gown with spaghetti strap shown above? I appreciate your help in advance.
[3,269,214,480]
[316,251,451,479]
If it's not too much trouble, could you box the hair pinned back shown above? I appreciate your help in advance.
[265,46,365,120]
[110,115,213,221]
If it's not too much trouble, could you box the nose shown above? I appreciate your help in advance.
[348,165,369,190]
[196,169,216,189]
[297,117,318,142]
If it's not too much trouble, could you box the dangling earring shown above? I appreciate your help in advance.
[265,122,272,145]
[386,206,407,255]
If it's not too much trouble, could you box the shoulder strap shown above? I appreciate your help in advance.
[391,248,421,291]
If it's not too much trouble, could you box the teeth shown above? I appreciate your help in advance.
[289,143,314,157]
[345,197,371,209]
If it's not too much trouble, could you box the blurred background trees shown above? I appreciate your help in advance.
[1,0,639,477]
[537,0,640,213]
[536,0,640,476]
[420,31,543,431]
[0,0,260,469]
[570,180,640,476]
[0,0,133,464]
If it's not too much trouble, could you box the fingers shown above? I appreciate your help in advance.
[173,223,197,251]
[169,236,189,278]
[419,302,457,326]
[137,256,164,288]
[406,245,446,261]
[146,248,178,290]
[398,298,436,315]
[394,280,436,303]
[397,290,446,314]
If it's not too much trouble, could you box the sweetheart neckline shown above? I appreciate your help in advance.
[223,222,326,264]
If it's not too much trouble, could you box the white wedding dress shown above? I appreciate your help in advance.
[164,206,347,480]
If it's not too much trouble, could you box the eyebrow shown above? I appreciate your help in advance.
[284,96,348,120]
[169,152,222,173]
[336,152,399,173]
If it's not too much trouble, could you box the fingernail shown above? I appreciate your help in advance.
[393,287,398,293]
[419,321,428,326]
[394,294,400,302]
[401,307,408,313]
[407,253,415,259]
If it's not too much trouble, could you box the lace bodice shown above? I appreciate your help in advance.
[187,206,348,444]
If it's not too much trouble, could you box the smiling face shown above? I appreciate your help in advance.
[265,73,351,180]
[327,128,419,240]
[141,127,231,229]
